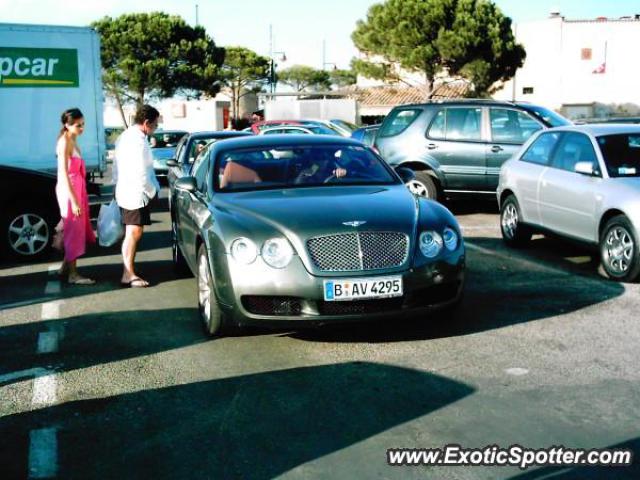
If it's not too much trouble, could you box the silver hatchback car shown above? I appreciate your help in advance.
[497,124,640,282]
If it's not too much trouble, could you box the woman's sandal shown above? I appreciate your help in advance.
[67,275,96,285]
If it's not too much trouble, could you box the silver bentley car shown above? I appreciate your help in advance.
[171,135,465,336]
[498,124,640,282]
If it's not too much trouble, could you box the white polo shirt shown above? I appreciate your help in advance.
[113,125,159,210]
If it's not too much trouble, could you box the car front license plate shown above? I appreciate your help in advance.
[323,276,403,301]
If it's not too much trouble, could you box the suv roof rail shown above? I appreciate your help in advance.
[398,98,521,107]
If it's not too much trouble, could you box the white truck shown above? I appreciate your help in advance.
[0,23,105,175]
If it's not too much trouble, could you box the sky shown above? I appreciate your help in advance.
[1,0,639,69]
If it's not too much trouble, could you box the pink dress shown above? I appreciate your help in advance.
[55,154,96,261]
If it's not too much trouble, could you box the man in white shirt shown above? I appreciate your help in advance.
[113,105,160,287]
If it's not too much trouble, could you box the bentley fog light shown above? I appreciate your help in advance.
[443,227,459,251]
[262,238,293,268]
[419,231,443,258]
[230,237,258,264]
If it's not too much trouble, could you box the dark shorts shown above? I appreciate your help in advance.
[121,204,151,226]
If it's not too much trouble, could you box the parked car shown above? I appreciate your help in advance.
[351,124,381,147]
[497,124,640,282]
[1,165,59,261]
[330,119,359,135]
[105,126,124,162]
[259,125,342,136]
[166,131,253,207]
[250,120,344,136]
[150,130,188,177]
[171,135,465,336]
[374,100,572,200]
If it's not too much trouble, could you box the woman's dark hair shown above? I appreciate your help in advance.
[134,104,160,125]
[59,108,84,138]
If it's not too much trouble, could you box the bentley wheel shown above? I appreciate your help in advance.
[406,171,438,200]
[197,244,230,336]
[171,218,189,275]
[500,195,532,248]
[600,215,640,282]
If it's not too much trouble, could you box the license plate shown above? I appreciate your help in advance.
[323,276,403,301]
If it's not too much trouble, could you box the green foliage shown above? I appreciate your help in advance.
[219,46,270,121]
[278,65,331,92]
[329,69,358,88]
[93,12,224,106]
[351,0,525,96]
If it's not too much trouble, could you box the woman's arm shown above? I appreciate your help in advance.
[56,137,81,216]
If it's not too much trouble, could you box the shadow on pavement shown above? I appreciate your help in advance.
[0,362,474,479]
[0,307,202,388]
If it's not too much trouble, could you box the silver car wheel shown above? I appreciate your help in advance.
[605,226,634,274]
[198,251,212,329]
[501,203,518,240]
[406,180,428,197]
[8,213,49,256]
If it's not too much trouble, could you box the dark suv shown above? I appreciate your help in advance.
[374,100,571,199]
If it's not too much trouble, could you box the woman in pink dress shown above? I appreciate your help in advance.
[55,108,96,284]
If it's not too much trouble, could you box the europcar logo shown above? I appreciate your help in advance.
[0,47,78,87]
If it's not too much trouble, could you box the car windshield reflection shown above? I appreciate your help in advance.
[215,145,398,192]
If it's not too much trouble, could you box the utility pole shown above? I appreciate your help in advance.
[195,4,199,26]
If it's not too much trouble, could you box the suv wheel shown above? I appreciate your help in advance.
[500,195,532,247]
[406,171,438,199]
[600,215,640,282]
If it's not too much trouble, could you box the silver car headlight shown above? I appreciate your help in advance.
[230,237,258,264]
[419,230,443,258]
[443,227,459,251]
[261,237,294,269]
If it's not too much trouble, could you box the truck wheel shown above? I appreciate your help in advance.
[2,203,56,260]
[406,171,438,200]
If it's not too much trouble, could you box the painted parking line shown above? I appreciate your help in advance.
[31,374,57,407]
[28,428,58,479]
[465,241,571,277]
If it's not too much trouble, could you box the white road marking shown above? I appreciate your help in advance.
[31,374,57,407]
[0,367,49,384]
[465,241,570,277]
[37,332,59,354]
[47,265,59,273]
[28,428,58,479]
[505,368,530,376]
[40,302,60,321]
[44,282,61,295]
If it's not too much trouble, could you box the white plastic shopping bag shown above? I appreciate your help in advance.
[97,199,123,247]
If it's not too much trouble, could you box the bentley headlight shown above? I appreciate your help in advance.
[261,237,293,268]
[230,237,258,264]
[443,227,459,251]
[419,231,443,258]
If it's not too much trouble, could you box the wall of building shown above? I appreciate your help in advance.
[494,15,640,118]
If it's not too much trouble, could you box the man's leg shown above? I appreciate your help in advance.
[121,224,147,284]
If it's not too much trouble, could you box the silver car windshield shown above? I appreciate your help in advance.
[215,145,397,192]
[597,134,640,177]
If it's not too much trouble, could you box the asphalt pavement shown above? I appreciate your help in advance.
[1,194,639,479]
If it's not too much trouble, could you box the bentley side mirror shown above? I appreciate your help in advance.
[166,159,179,168]
[574,161,600,177]
[175,176,197,193]
[395,167,416,183]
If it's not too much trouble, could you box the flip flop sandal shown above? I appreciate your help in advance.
[120,278,149,288]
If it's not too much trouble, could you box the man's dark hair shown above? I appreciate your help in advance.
[134,104,160,125]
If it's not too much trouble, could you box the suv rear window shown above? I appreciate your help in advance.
[379,108,422,137]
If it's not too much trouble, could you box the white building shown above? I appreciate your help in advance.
[493,12,640,119]
[104,94,232,131]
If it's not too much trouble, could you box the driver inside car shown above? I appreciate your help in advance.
[293,151,348,184]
